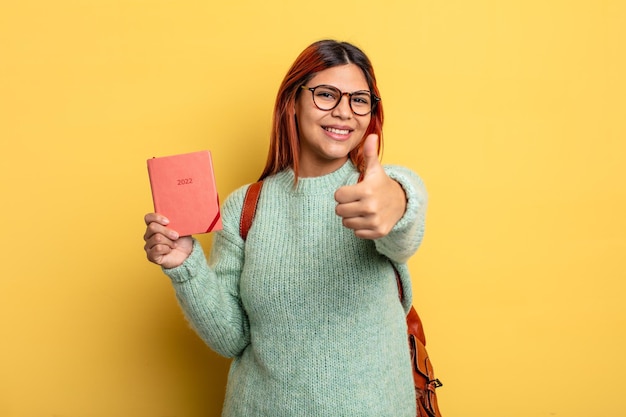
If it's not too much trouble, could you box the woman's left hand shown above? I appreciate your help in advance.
[335,134,407,239]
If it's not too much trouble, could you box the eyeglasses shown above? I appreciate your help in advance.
[300,85,380,116]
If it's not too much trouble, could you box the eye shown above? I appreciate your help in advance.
[351,93,371,106]
[315,87,339,101]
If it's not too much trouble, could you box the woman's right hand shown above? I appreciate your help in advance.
[143,213,193,269]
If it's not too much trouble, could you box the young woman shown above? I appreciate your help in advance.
[143,40,428,417]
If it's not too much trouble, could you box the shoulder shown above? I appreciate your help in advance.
[217,183,257,241]
[222,183,253,214]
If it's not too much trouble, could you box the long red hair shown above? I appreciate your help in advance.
[259,40,384,181]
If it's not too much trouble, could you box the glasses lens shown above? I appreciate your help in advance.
[312,86,341,110]
[350,92,373,116]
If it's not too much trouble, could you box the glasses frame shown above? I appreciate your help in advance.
[300,85,380,116]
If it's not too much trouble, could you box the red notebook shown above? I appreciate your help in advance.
[147,150,223,236]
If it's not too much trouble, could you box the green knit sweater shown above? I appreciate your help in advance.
[164,161,427,417]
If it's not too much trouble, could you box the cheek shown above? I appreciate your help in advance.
[294,110,315,142]
[294,101,306,137]
[296,106,323,133]
[358,116,372,134]
[294,94,311,119]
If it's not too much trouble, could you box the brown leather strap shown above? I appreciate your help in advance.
[240,181,263,241]
[395,269,426,346]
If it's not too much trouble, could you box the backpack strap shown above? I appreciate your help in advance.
[240,181,264,241]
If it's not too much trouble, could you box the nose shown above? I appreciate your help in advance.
[331,93,353,118]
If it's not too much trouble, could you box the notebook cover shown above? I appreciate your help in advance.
[147,150,223,236]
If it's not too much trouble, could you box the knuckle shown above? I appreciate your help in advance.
[362,186,375,199]
[363,200,378,215]
[375,222,392,237]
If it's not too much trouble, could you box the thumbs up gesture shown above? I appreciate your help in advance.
[335,134,407,239]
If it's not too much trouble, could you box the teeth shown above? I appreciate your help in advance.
[325,127,350,135]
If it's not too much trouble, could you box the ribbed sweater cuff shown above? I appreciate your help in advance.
[386,168,420,234]
[162,239,207,283]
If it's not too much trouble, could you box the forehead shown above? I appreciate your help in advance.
[308,64,369,91]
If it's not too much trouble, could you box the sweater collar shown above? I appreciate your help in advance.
[273,160,358,195]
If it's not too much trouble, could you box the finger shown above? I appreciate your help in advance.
[340,219,386,240]
[335,198,376,219]
[340,215,366,230]
[335,135,380,204]
[361,134,382,179]
[144,231,175,251]
[145,243,173,264]
[335,178,377,204]
[144,213,170,227]
[145,241,172,257]
[143,221,179,242]
[342,217,389,240]
[353,228,385,240]
[335,185,358,205]
[341,211,382,230]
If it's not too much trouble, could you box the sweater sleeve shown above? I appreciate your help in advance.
[162,186,250,358]
[374,165,428,264]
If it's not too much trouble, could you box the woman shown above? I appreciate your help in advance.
[143,39,427,417]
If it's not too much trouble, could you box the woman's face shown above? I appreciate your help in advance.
[295,64,372,177]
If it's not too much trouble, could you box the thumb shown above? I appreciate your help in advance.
[362,134,381,178]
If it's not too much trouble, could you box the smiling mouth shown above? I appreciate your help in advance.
[323,126,352,135]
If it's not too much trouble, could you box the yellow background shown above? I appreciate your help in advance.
[1,0,624,416]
